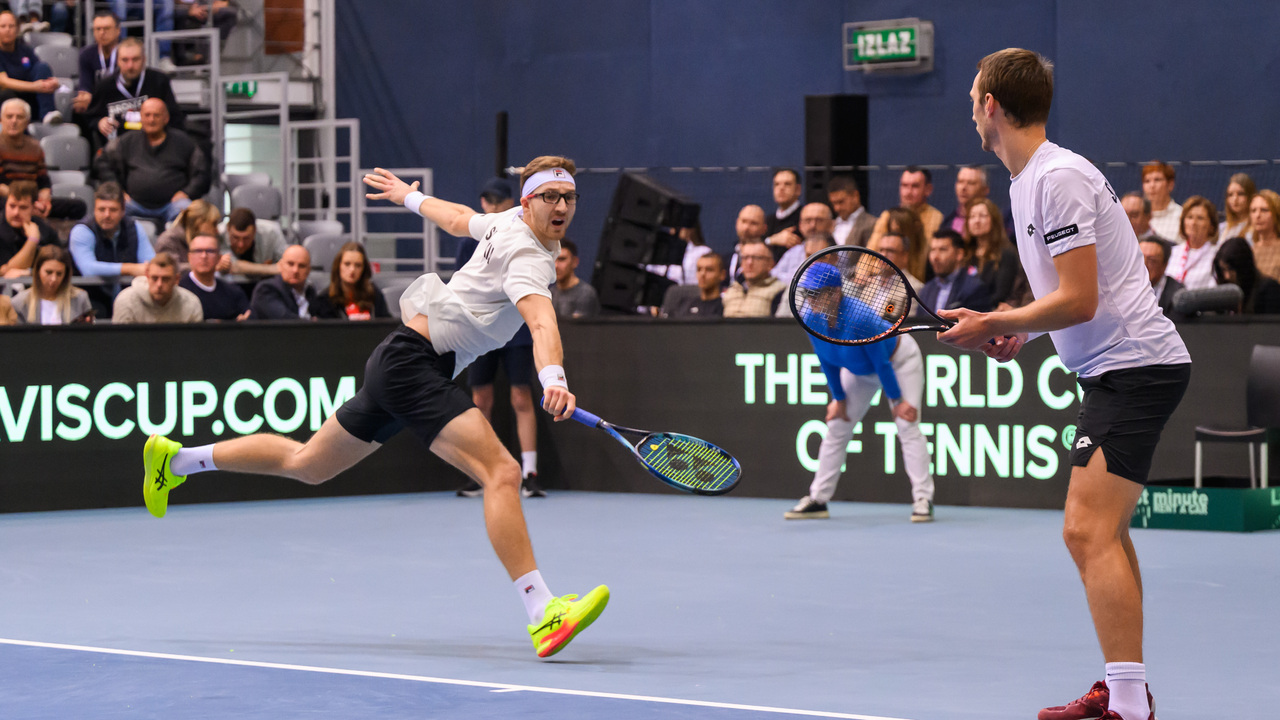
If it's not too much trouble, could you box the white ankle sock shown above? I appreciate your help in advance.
[514,569,554,624]
[170,445,217,476]
[521,451,537,477]
[1105,662,1148,720]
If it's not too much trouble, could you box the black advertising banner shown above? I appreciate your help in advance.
[1,319,1273,513]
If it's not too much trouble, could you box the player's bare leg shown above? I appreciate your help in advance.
[1061,449,1145,663]
[471,385,495,421]
[430,408,535,579]
[211,415,379,484]
[510,385,537,456]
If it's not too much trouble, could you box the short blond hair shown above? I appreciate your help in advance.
[519,156,577,188]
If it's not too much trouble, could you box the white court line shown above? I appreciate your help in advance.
[0,637,913,720]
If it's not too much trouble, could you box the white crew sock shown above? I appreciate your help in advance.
[521,451,537,477]
[170,445,217,476]
[514,569,554,624]
[1105,662,1149,720]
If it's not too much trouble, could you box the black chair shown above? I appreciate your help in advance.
[1194,345,1280,488]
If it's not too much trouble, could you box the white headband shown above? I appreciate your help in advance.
[521,167,575,198]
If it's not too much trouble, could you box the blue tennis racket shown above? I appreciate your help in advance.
[569,408,741,495]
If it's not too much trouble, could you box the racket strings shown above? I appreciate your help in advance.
[639,435,739,492]
[794,252,909,343]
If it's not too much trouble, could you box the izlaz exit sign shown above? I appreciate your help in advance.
[843,18,934,74]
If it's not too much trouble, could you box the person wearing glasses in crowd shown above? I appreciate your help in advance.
[140,157,609,660]
[722,239,784,317]
[178,233,250,321]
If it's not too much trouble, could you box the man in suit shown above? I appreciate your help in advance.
[829,176,875,247]
[1139,236,1185,321]
[919,229,994,313]
[249,245,317,320]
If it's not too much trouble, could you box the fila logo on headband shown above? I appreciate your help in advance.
[551,169,568,179]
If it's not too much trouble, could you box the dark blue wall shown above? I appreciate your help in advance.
[336,1,1280,275]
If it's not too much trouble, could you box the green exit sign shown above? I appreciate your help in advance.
[843,19,934,73]
[849,27,917,63]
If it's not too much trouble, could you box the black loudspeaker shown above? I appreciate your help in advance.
[593,172,701,311]
[611,173,701,228]
[804,94,869,206]
[594,262,675,310]
[602,220,686,266]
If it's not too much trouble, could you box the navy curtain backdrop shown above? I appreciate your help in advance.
[335,1,1279,274]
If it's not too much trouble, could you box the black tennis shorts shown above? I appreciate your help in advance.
[467,342,535,387]
[1069,362,1191,485]
[335,327,475,446]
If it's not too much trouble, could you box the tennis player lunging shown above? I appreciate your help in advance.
[141,157,609,659]
[940,50,1188,720]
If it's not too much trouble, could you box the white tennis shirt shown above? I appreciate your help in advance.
[399,207,558,376]
[1009,141,1190,377]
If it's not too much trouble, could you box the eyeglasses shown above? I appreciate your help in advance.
[189,248,220,256]
[530,191,580,206]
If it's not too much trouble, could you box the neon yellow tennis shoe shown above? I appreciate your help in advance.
[143,435,186,518]
[528,585,610,658]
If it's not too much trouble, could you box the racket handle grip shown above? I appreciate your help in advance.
[570,408,604,428]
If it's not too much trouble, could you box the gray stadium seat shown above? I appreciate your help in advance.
[303,234,349,272]
[40,135,89,170]
[47,169,86,185]
[223,172,271,191]
[51,183,93,206]
[24,32,73,47]
[34,44,77,78]
[295,219,345,239]
[134,219,159,245]
[230,184,282,220]
[29,122,80,140]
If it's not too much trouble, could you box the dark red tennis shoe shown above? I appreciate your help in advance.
[1038,681,1155,720]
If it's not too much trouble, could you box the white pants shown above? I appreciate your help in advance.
[808,334,934,504]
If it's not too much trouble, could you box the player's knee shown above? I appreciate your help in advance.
[510,387,533,412]
[290,459,337,485]
[1061,519,1105,564]
[482,458,522,493]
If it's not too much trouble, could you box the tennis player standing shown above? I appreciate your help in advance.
[141,157,609,658]
[938,49,1189,720]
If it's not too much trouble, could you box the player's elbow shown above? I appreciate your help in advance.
[1070,295,1097,324]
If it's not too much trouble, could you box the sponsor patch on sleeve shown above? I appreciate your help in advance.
[1044,224,1079,245]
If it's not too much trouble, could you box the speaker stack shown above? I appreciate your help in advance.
[804,94,870,206]
[591,173,701,311]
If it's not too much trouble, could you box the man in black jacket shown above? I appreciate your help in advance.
[919,229,994,313]
[249,245,317,320]
[84,37,183,147]
[96,97,206,225]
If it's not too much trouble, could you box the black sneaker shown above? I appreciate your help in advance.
[784,496,829,519]
[521,473,546,498]
[456,480,483,498]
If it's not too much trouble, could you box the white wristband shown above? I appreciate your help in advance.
[538,365,568,391]
[402,191,429,216]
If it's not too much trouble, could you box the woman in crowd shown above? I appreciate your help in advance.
[154,200,222,266]
[885,206,929,281]
[312,241,390,320]
[1213,237,1280,314]
[12,245,92,324]
[1220,173,1255,241]
[1166,195,1220,290]
[1249,189,1280,282]
[963,197,1026,309]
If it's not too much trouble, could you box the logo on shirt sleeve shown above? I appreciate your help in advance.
[1044,224,1079,245]
[1026,223,1036,238]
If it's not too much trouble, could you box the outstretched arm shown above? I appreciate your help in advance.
[363,167,477,237]
[516,293,577,422]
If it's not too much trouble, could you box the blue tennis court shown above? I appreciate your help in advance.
[1,492,1275,719]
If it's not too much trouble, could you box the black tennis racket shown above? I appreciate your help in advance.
[569,408,741,495]
[788,245,953,346]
